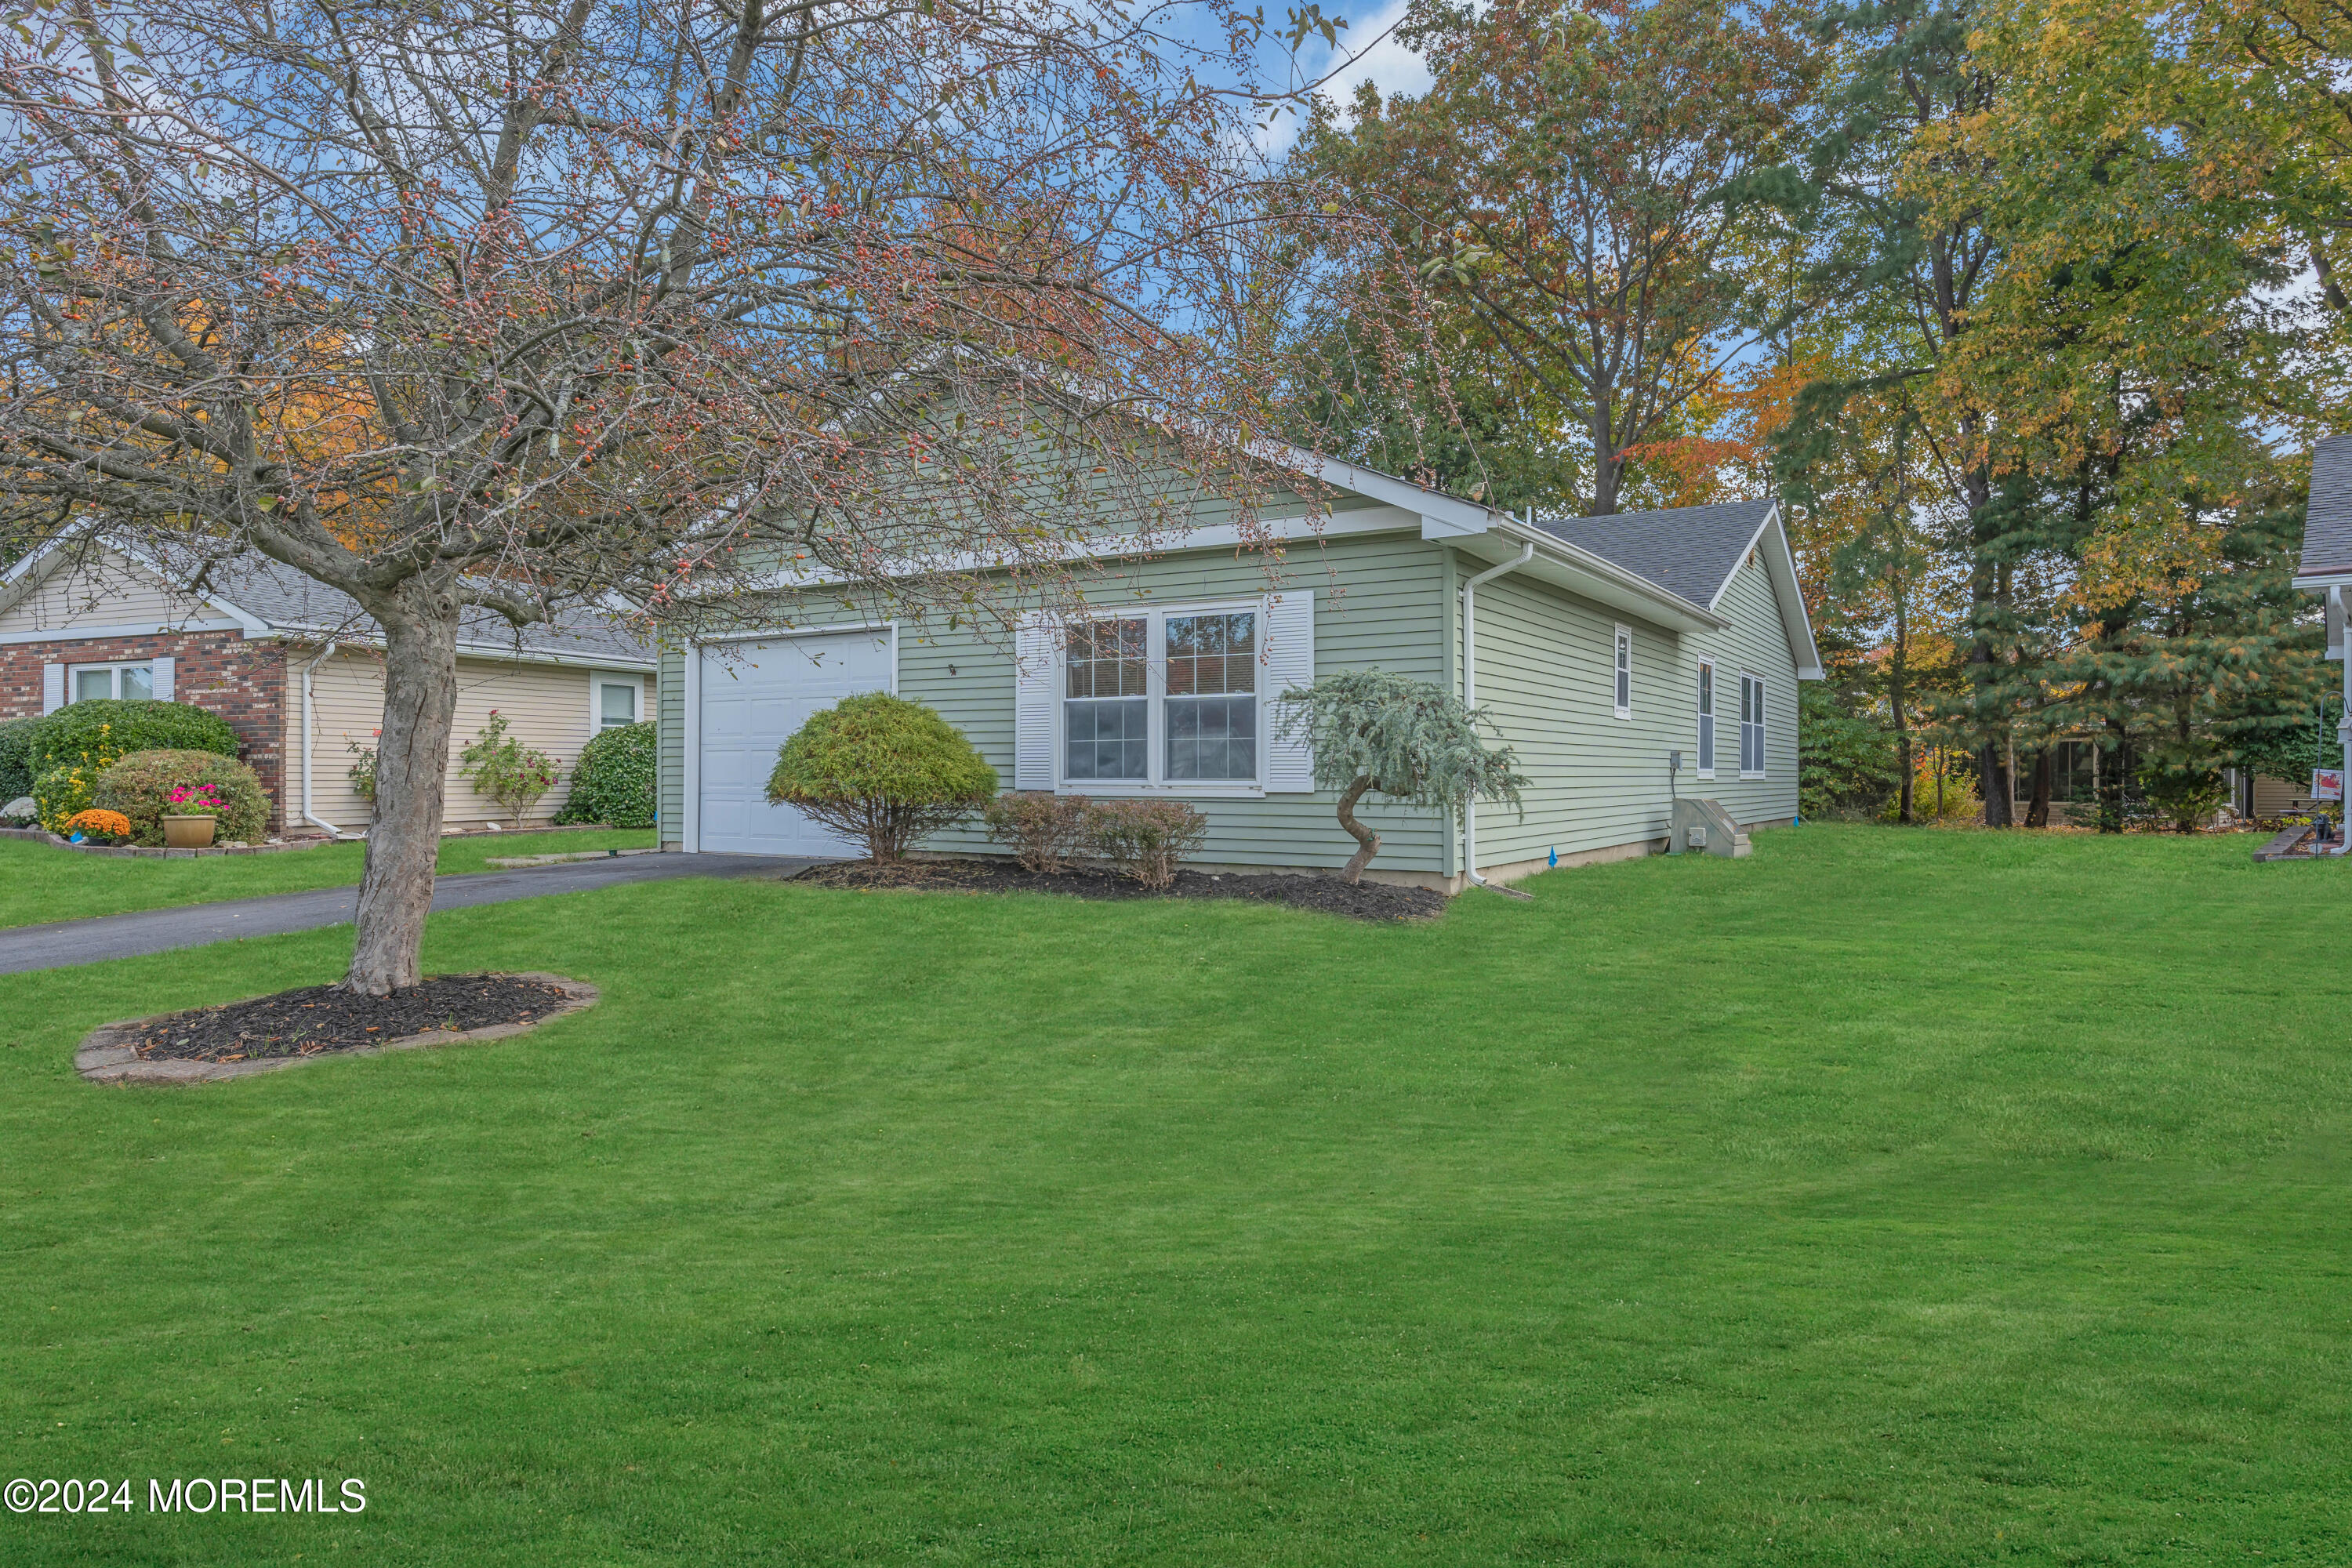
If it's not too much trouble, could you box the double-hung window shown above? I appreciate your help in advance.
[1062,607,1258,788]
[71,662,153,702]
[1612,625,1632,719]
[1696,659,1715,777]
[596,677,641,731]
[1740,673,1767,777]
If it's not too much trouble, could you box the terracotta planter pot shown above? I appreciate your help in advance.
[162,814,218,849]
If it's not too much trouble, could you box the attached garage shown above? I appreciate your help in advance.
[688,627,895,855]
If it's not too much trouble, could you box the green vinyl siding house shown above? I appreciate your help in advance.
[655,454,1822,890]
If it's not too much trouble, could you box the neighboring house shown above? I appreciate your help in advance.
[655,454,1823,889]
[0,543,654,835]
[2288,433,2352,813]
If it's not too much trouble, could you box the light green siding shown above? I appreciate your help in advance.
[659,507,1808,877]
[659,530,1458,873]
[1452,542,1801,868]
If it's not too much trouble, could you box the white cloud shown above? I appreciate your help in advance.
[1255,0,1435,156]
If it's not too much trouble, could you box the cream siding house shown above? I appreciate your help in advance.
[0,543,652,835]
[654,455,1822,890]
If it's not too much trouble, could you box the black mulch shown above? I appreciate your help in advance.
[796,858,1447,922]
[127,974,574,1064]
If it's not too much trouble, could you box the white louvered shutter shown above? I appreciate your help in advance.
[1013,612,1058,790]
[1262,589,1316,793]
[151,656,174,702]
[42,663,64,713]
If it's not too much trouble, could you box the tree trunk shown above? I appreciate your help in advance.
[1892,580,1913,824]
[2024,748,2051,828]
[1335,774,1381,885]
[344,601,462,995]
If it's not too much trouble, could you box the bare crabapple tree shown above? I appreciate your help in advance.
[0,0,1364,992]
[1276,669,1526,884]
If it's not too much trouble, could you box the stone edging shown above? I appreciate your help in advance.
[0,826,342,858]
[74,972,599,1086]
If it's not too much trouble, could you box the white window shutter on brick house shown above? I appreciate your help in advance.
[151,656,174,702]
[1013,612,1058,790]
[42,663,64,713]
[1262,589,1315,793]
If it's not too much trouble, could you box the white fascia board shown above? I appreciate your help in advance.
[261,627,655,673]
[1465,520,1729,633]
[2293,572,2352,592]
[1703,506,1824,680]
[0,618,249,647]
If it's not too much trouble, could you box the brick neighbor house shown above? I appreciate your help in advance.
[1,541,654,837]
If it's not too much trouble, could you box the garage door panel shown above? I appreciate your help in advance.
[699,631,891,856]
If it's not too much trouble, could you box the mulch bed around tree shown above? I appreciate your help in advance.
[122,975,578,1064]
[795,858,1447,922]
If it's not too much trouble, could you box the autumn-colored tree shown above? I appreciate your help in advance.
[1295,0,1818,515]
[0,0,1349,992]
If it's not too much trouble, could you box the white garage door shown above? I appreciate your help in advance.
[698,630,893,855]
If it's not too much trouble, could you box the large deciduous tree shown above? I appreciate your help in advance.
[1296,0,1817,515]
[0,0,1336,991]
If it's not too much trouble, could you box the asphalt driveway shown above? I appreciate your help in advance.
[0,853,818,975]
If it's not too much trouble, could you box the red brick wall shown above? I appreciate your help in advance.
[0,633,291,829]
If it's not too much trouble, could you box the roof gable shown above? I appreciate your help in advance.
[1528,498,1822,679]
[0,541,652,666]
[2298,434,2352,583]
[1528,499,1775,608]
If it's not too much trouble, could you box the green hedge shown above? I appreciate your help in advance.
[94,750,273,847]
[32,699,240,775]
[0,715,38,802]
[555,720,656,828]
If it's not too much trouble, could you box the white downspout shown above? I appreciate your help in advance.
[300,640,357,840]
[1461,535,1536,891]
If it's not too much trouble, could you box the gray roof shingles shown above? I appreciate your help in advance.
[1528,499,1774,609]
[2299,434,2352,579]
[202,554,652,664]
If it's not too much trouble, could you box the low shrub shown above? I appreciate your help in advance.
[556,720,655,828]
[0,714,40,802]
[32,699,238,775]
[767,693,996,861]
[982,790,1091,873]
[458,711,562,826]
[1085,798,1208,889]
[34,761,104,833]
[93,750,273,847]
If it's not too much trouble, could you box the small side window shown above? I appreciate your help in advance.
[1696,660,1715,777]
[1613,626,1632,719]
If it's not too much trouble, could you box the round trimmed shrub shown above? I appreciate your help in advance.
[765,692,996,861]
[32,699,239,775]
[0,714,39,803]
[94,750,273,847]
[556,720,655,828]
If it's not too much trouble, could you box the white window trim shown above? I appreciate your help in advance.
[590,670,641,736]
[1055,596,1269,799]
[1740,671,1767,780]
[69,659,155,702]
[1695,657,1716,780]
[1612,624,1632,720]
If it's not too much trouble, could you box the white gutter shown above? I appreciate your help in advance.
[1461,537,1536,893]
[299,641,360,840]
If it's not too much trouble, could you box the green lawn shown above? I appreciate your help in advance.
[4,826,2350,1564]
[0,828,658,929]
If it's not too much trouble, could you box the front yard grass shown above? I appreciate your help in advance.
[4,826,2350,1563]
[0,826,657,929]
